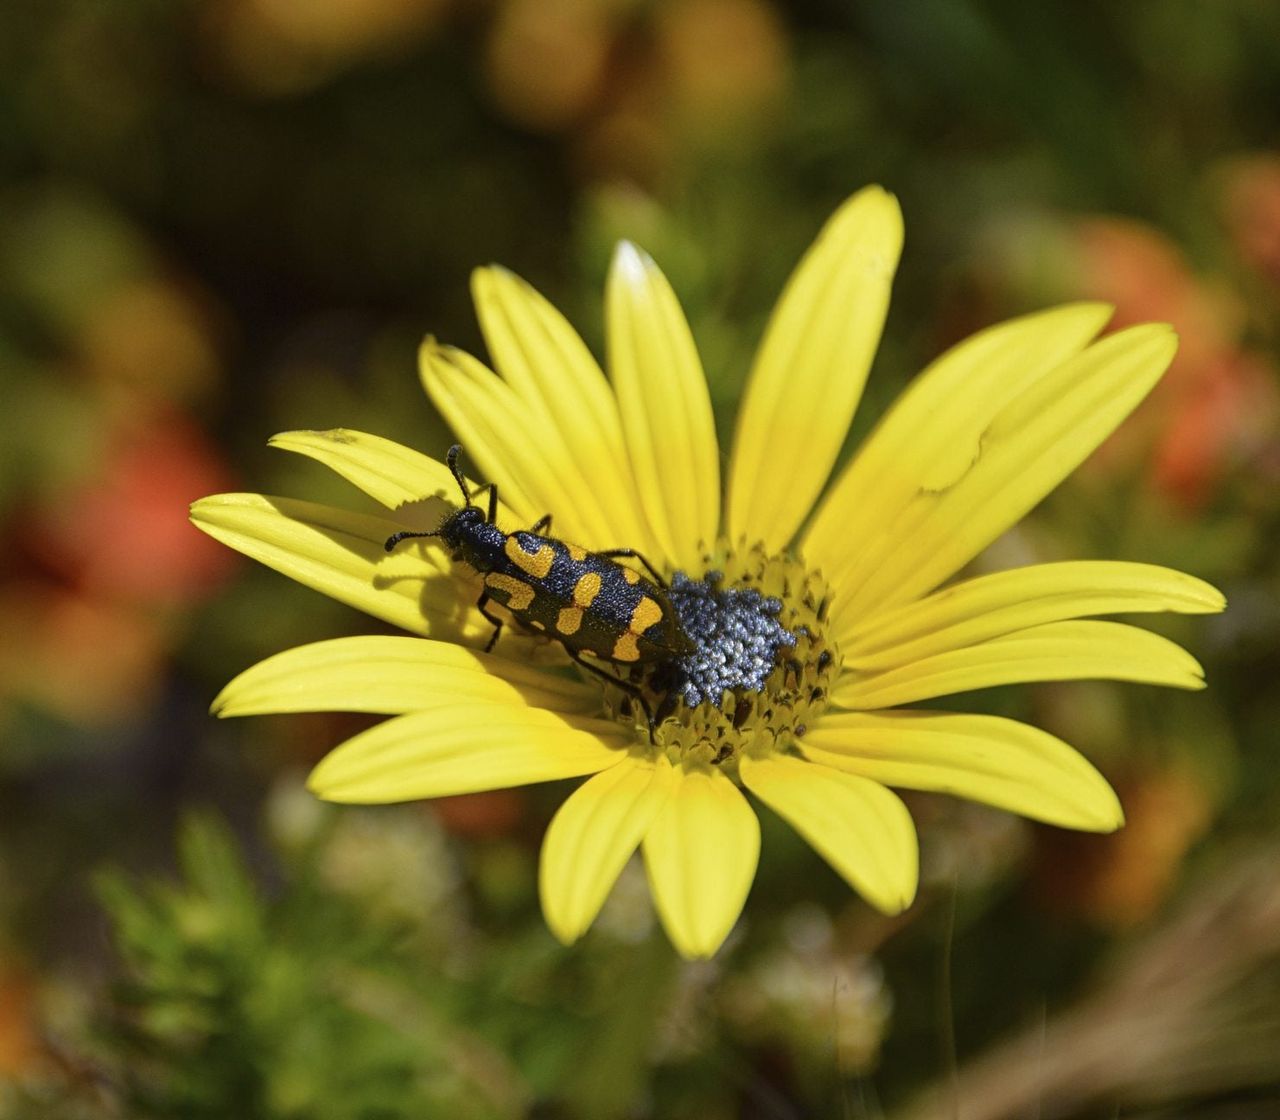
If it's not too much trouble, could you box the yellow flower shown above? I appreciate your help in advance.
[191,187,1225,959]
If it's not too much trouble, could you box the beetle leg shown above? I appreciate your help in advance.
[595,548,667,587]
[486,479,499,524]
[566,651,658,742]
[475,590,504,652]
[462,481,500,524]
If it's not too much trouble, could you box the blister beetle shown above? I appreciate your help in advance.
[385,445,693,731]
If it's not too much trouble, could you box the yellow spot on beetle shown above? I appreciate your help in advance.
[611,632,640,662]
[566,543,587,561]
[557,606,583,635]
[621,567,640,585]
[485,572,534,611]
[629,596,664,635]
[505,535,554,579]
[573,571,602,608]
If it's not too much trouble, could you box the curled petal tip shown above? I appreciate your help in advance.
[612,239,651,278]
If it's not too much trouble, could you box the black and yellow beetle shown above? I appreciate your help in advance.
[386,445,694,726]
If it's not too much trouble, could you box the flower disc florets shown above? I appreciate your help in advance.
[601,541,840,768]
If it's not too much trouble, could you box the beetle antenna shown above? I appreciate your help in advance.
[385,529,440,552]
[445,444,470,507]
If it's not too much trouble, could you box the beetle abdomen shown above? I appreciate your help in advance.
[480,532,688,663]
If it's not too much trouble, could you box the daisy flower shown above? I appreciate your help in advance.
[191,187,1224,959]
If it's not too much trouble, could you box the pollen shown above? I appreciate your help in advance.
[596,540,840,769]
[663,574,795,706]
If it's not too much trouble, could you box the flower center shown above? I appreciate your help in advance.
[598,541,840,769]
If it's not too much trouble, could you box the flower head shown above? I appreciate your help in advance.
[191,187,1224,958]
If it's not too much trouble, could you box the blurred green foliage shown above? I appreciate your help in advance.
[96,815,471,1119]
[2,0,1279,1116]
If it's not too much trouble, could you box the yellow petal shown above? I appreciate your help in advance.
[727,186,903,552]
[821,322,1177,623]
[642,765,759,959]
[267,428,520,527]
[606,242,720,571]
[189,493,485,642]
[846,561,1226,671]
[471,266,660,557]
[212,636,596,717]
[306,702,629,803]
[833,619,1206,710]
[739,754,917,914]
[803,710,1123,831]
[539,753,674,946]
[420,339,581,535]
[803,302,1112,610]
